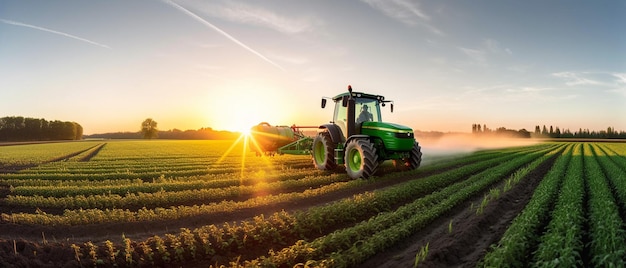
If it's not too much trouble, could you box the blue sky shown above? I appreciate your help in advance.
[1,0,624,134]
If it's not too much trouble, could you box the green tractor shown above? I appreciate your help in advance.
[313,85,422,179]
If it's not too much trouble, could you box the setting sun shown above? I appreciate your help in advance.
[204,82,305,134]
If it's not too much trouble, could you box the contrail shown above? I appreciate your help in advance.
[0,18,111,49]
[163,0,285,72]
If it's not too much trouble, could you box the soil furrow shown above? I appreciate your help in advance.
[361,149,560,268]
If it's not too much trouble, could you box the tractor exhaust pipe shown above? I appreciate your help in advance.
[346,85,356,137]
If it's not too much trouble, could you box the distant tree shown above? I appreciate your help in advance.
[549,126,554,136]
[141,118,158,139]
[518,129,531,138]
[74,122,83,140]
[535,125,541,135]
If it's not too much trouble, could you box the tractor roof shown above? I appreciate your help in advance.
[332,92,386,102]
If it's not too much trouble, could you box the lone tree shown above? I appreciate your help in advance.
[141,118,158,139]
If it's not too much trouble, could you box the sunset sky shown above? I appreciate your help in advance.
[1,0,625,135]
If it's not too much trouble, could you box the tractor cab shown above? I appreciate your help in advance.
[322,90,393,140]
[315,85,421,179]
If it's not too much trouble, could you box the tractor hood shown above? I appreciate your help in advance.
[360,121,415,151]
[361,122,414,138]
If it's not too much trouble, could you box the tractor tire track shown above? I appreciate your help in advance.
[44,143,105,163]
[0,143,105,174]
[77,143,107,162]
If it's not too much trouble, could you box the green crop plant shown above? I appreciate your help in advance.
[179,228,197,260]
[479,144,572,267]
[71,244,82,265]
[414,243,429,268]
[84,241,99,267]
[153,235,170,264]
[476,194,489,215]
[533,144,585,267]
[583,144,626,266]
[122,234,134,266]
[246,144,557,267]
[11,140,626,267]
[104,240,118,265]
[137,241,154,266]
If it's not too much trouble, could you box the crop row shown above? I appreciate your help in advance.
[63,144,562,267]
[6,143,546,197]
[583,143,625,266]
[0,141,103,166]
[277,144,562,267]
[8,168,326,198]
[481,142,626,267]
[1,144,555,226]
[1,142,544,214]
[0,143,541,188]
[479,143,574,266]
[5,172,354,210]
[530,144,585,265]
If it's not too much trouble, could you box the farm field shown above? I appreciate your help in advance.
[1,139,625,267]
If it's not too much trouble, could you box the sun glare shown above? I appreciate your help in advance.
[238,125,252,136]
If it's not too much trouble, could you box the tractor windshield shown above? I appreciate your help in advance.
[333,97,381,133]
[355,99,380,123]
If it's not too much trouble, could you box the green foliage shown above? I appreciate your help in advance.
[3,141,626,267]
[414,243,429,268]
[479,144,573,267]
[141,118,158,139]
[0,116,83,141]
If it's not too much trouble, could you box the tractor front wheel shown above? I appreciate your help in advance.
[393,141,422,170]
[312,132,337,170]
[344,139,378,179]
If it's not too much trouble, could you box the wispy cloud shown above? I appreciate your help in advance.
[176,0,317,34]
[609,73,626,97]
[612,73,626,84]
[552,71,606,86]
[163,0,285,71]
[552,71,626,97]
[1,18,110,49]
[484,38,512,55]
[458,47,486,64]
[460,84,570,103]
[361,0,444,36]
[458,38,512,66]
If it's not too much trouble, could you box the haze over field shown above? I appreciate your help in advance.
[1,0,624,135]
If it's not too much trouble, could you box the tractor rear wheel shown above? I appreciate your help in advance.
[394,141,422,170]
[312,132,337,170]
[344,139,378,179]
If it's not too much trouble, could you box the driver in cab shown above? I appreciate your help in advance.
[357,105,373,124]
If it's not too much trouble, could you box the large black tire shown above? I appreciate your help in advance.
[344,139,378,179]
[393,141,422,170]
[312,132,337,170]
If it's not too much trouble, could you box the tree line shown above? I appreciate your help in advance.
[471,124,531,138]
[532,125,626,139]
[86,118,239,140]
[0,116,83,141]
[85,128,240,140]
[472,123,626,139]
